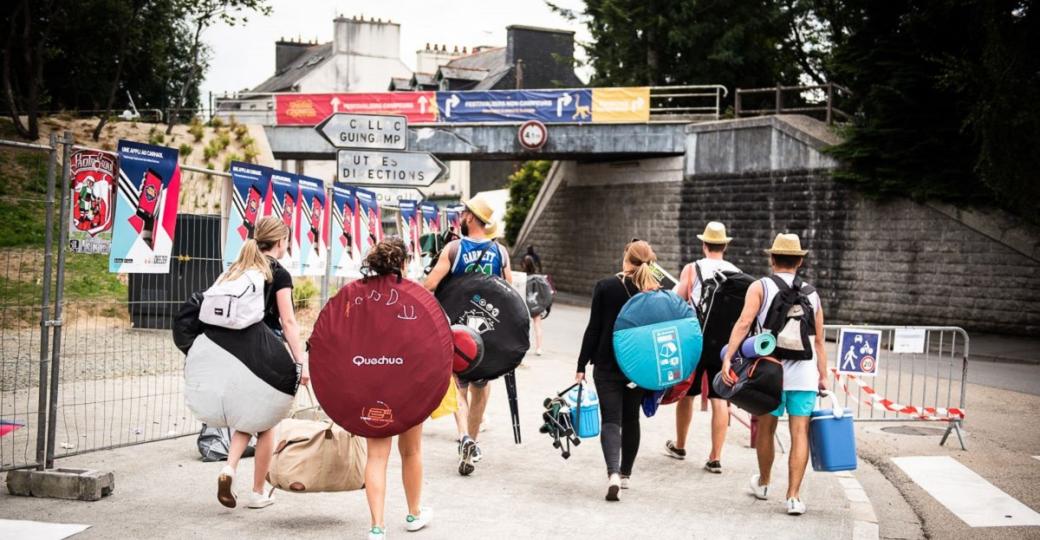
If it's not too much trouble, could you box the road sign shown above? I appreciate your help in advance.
[838,328,882,376]
[368,187,425,209]
[518,120,548,150]
[316,113,407,150]
[337,150,447,187]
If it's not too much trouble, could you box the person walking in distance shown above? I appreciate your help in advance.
[217,217,309,510]
[576,240,659,501]
[425,194,512,476]
[666,222,740,473]
[721,233,829,515]
[521,246,550,356]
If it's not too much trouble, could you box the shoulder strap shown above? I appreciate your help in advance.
[769,274,790,293]
[615,273,634,298]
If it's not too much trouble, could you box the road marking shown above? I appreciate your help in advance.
[0,519,90,540]
[892,456,1040,527]
[1033,456,1040,462]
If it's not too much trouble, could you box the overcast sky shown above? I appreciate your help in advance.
[200,0,592,99]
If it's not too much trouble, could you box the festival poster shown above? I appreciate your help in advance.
[355,187,382,258]
[267,170,302,276]
[68,148,117,254]
[222,161,273,270]
[445,204,464,237]
[398,200,423,279]
[330,184,360,277]
[298,176,328,276]
[109,140,180,273]
[419,201,441,237]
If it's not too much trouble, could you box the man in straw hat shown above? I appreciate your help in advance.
[426,194,512,476]
[665,222,742,474]
[720,233,829,516]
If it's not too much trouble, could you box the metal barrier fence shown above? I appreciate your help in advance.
[822,325,968,450]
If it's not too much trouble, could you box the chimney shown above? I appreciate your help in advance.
[275,37,312,72]
[506,25,581,89]
[334,14,401,58]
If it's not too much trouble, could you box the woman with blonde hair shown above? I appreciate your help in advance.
[575,239,659,501]
[215,216,309,509]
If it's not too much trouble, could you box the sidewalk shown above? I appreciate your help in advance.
[1,305,869,539]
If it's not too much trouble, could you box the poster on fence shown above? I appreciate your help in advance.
[223,161,273,270]
[398,199,423,278]
[419,201,441,271]
[68,148,117,254]
[355,187,382,258]
[298,176,328,276]
[330,184,361,278]
[445,204,464,237]
[267,170,302,276]
[109,140,180,273]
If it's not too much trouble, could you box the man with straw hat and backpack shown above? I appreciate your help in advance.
[425,194,512,476]
[721,233,829,516]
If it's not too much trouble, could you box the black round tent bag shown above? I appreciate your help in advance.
[436,272,530,381]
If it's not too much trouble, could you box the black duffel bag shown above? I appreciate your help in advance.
[712,355,784,416]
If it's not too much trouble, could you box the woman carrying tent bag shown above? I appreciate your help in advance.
[575,240,660,501]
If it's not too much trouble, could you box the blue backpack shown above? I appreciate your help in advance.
[612,288,703,391]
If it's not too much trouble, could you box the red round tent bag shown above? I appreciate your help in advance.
[309,275,452,437]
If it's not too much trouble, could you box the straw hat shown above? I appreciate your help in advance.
[696,221,732,244]
[462,194,495,225]
[764,233,808,256]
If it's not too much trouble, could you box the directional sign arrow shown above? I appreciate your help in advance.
[316,113,407,150]
[337,150,448,188]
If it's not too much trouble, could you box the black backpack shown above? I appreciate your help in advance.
[760,275,816,360]
[694,263,755,364]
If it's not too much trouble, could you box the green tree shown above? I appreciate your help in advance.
[504,161,552,247]
[825,0,1039,219]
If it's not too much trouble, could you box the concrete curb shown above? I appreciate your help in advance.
[834,470,880,540]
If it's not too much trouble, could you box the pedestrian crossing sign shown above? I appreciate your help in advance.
[838,328,882,376]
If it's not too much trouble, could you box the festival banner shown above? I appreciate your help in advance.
[591,87,651,123]
[298,176,328,276]
[68,148,117,254]
[222,161,273,270]
[276,92,437,125]
[419,201,441,237]
[445,204,464,237]
[398,199,423,279]
[436,89,594,123]
[355,187,383,258]
[330,184,360,277]
[267,170,302,276]
[109,140,180,273]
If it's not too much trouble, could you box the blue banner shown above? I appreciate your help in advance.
[298,176,327,276]
[330,184,359,277]
[268,170,302,276]
[110,140,180,273]
[355,187,382,256]
[223,162,272,271]
[436,89,594,123]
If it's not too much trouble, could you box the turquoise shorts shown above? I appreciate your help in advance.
[770,390,817,417]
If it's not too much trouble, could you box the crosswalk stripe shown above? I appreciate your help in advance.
[892,456,1040,527]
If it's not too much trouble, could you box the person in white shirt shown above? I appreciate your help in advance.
[721,233,829,516]
[665,222,739,474]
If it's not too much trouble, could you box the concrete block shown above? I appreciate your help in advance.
[6,468,114,501]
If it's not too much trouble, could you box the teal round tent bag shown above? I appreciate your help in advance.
[612,290,703,391]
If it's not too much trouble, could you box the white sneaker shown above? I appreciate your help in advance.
[749,474,769,500]
[536,348,543,356]
[405,506,434,532]
[217,465,236,508]
[368,526,386,540]
[606,473,621,501]
[245,489,275,509]
[620,475,630,489]
[786,498,807,515]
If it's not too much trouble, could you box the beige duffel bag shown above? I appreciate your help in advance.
[267,390,366,493]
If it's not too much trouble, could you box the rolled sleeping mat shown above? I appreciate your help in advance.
[612,290,703,391]
[184,323,299,434]
[720,333,777,361]
[309,275,453,438]
[451,324,485,377]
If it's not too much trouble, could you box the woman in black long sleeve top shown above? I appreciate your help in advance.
[576,240,660,501]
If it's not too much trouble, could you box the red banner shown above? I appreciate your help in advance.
[276,92,437,125]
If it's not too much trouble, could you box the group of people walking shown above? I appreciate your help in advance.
[196,209,827,539]
[577,222,828,516]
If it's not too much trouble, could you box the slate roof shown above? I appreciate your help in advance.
[252,43,333,92]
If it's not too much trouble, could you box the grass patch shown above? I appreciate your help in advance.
[62,252,126,300]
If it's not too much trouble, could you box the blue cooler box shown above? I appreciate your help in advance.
[809,396,857,472]
[565,384,601,438]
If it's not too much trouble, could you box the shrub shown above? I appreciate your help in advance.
[203,144,218,160]
[189,122,204,142]
[208,116,224,129]
[222,153,242,171]
[233,123,249,140]
[214,132,231,151]
[293,278,319,310]
[178,143,193,157]
[147,126,165,146]
[243,144,259,163]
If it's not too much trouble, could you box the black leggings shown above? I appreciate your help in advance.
[593,369,643,477]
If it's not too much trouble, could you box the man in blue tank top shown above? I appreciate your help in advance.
[426,195,512,476]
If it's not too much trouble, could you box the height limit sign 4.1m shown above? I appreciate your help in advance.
[316,113,407,150]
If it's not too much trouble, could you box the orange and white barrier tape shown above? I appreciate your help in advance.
[830,368,965,420]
